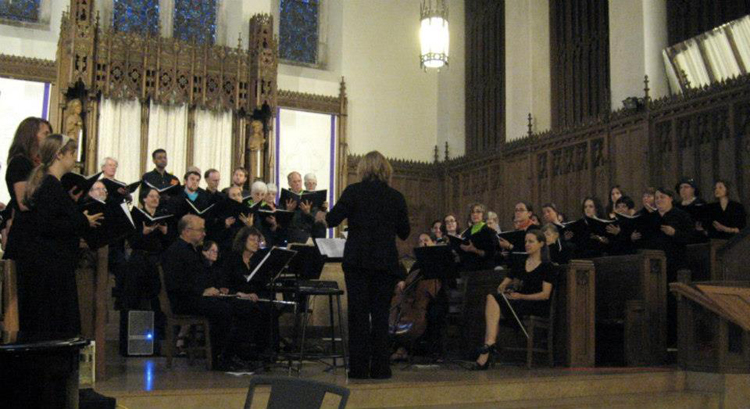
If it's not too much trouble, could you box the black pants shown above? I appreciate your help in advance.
[343,266,396,377]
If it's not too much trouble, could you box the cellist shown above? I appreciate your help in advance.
[389,233,450,362]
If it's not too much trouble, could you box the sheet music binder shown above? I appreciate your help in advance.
[246,246,298,284]
[413,245,457,281]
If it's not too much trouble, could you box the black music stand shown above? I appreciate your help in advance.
[241,247,298,373]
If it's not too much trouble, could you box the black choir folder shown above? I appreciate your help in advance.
[80,198,136,249]
[143,180,182,196]
[215,199,254,220]
[132,207,173,226]
[100,178,140,195]
[185,199,215,217]
[246,247,297,283]
[279,188,327,209]
[497,229,528,248]
[61,171,102,193]
[256,208,294,226]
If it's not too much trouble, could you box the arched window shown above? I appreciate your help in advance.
[0,0,41,23]
[279,0,320,65]
[112,0,159,36]
[173,0,216,45]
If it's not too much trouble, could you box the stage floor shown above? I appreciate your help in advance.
[93,353,720,409]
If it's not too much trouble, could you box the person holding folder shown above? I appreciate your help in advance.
[473,229,556,370]
[325,151,410,379]
[18,134,103,335]
[456,203,496,271]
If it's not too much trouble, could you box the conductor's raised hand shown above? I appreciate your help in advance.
[84,210,104,228]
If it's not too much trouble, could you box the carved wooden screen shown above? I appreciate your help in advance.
[465,0,504,155]
[550,0,610,129]
[667,0,750,46]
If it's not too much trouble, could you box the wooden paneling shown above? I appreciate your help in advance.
[550,0,610,128]
[465,0,505,154]
[350,75,750,251]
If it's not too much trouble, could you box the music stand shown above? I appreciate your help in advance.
[241,247,298,373]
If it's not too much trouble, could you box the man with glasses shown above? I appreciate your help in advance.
[161,215,250,371]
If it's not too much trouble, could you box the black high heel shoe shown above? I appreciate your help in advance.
[471,344,498,370]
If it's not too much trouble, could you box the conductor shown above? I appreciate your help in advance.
[325,150,410,379]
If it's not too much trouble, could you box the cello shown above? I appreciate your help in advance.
[388,264,442,344]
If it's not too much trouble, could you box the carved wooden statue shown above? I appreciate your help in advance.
[64,99,84,142]
[248,120,266,152]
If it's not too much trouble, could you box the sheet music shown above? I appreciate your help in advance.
[500,292,529,339]
[315,238,346,258]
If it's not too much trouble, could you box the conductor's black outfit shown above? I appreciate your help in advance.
[325,179,410,379]
[21,175,90,335]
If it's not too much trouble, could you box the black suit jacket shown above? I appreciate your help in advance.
[326,179,410,276]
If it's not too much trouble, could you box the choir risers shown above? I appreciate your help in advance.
[592,250,667,365]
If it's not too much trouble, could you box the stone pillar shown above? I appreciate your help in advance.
[505,0,550,141]
[609,0,668,109]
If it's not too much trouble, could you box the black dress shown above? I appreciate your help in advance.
[3,155,34,261]
[325,179,410,378]
[494,261,557,323]
[459,224,497,271]
[18,175,90,335]
[705,201,747,240]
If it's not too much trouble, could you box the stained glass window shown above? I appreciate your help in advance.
[112,0,159,36]
[279,0,319,65]
[173,0,216,45]
[0,0,41,23]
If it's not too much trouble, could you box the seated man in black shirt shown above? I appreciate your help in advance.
[161,214,251,370]
[141,149,180,195]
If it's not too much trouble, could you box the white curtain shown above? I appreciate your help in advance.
[673,39,711,89]
[193,108,233,187]
[703,30,741,81]
[97,98,142,186]
[147,102,188,181]
[730,16,750,73]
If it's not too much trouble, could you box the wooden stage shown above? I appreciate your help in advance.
[92,353,749,409]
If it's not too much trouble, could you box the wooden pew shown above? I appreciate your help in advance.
[685,239,728,282]
[672,276,750,374]
[716,228,750,281]
[591,249,667,365]
[459,260,596,367]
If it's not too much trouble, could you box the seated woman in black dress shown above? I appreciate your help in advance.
[221,226,274,354]
[704,180,746,240]
[473,229,556,369]
[458,203,497,271]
